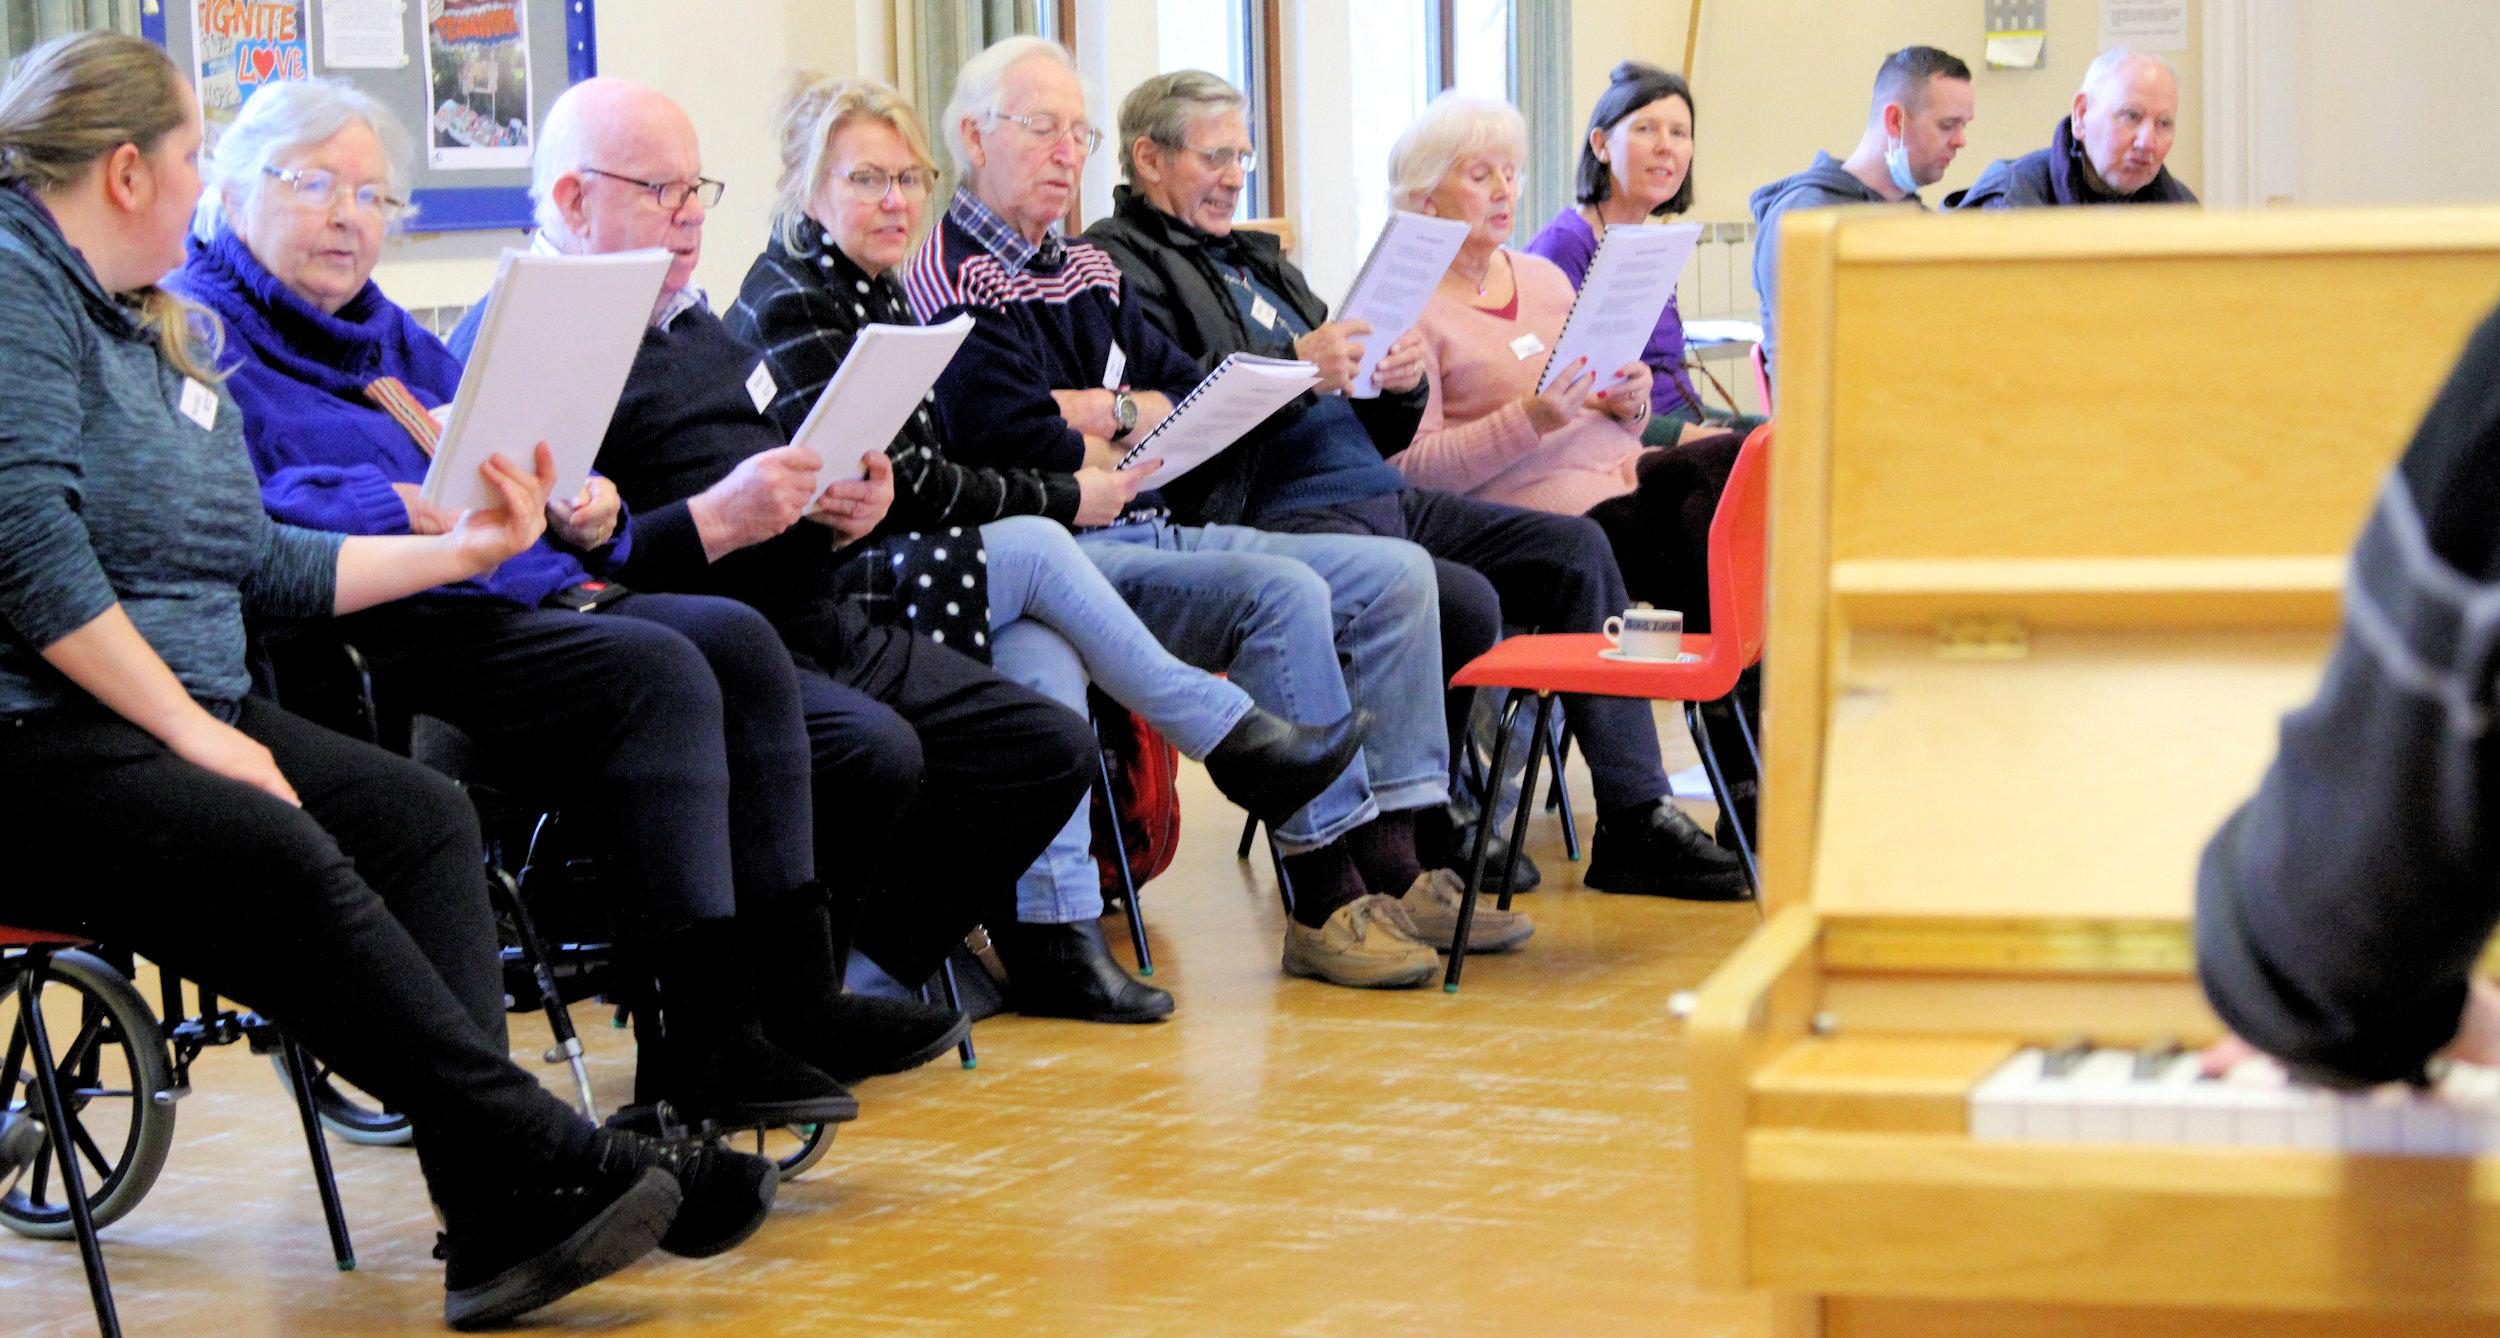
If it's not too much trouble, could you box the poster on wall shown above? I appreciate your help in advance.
[192,0,315,153]
[421,0,533,170]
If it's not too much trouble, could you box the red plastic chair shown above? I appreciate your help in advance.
[1749,341,1773,414]
[0,925,121,1336]
[1440,425,1771,987]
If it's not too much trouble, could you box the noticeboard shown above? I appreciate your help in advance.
[142,0,595,232]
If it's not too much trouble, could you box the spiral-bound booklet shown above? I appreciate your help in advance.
[1535,221,1702,392]
[1115,353,1320,487]
[1336,210,1470,397]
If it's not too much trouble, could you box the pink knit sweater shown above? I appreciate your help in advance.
[1394,249,1644,516]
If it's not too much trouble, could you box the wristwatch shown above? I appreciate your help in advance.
[1110,388,1139,442]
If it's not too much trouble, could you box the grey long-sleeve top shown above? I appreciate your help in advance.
[0,187,338,721]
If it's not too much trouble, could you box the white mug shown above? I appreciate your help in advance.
[1603,608,1683,661]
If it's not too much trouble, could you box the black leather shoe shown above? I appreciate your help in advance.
[439,1149,680,1330]
[1585,801,1752,901]
[810,994,971,1084]
[1713,780,1759,852]
[1203,706,1371,824]
[1438,821,1542,894]
[991,919,1174,1024]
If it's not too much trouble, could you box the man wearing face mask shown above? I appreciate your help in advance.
[1748,45,1972,371]
[1956,47,2197,210]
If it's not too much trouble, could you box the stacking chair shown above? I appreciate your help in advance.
[1439,425,1771,988]
[2,927,125,1336]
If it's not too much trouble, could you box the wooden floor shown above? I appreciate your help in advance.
[2,711,1772,1336]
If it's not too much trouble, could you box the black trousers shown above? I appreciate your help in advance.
[783,610,1092,984]
[1262,488,1673,813]
[336,592,816,942]
[0,699,584,1208]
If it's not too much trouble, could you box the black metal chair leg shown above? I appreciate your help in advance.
[1091,741,1153,976]
[1235,813,1257,860]
[1545,720,1580,861]
[1448,690,1543,991]
[1266,830,1295,917]
[1686,701,1762,906]
[20,952,123,1337]
[934,957,976,1069]
[1725,688,1764,779]
[1493,694,1553,918]
[278,1036,355,1270]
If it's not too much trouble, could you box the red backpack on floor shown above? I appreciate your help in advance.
[1089,696,1181,895]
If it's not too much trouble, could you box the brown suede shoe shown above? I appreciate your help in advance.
[1394,869,1534,953]
[1281,894,1442,989]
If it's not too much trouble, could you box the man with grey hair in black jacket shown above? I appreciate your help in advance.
[1086,69,1747,902]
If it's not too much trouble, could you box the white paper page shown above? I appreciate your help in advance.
[1116,354,1320,489]
[421,248,670,513]
[322,0,407,68]
[1336,211,1470,397]
[1537,222,1703,393]
[787,315,976,497]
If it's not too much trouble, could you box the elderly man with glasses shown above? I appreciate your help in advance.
[903,37,1529,991]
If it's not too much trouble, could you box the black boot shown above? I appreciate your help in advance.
[1203,706,1372,825]
[746,885,970,1084]
[991,918,1173,1023]
[1584,800,1751,901]
[642,919,860,1126]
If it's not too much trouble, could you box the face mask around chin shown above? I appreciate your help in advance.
[1882,138,1919,195]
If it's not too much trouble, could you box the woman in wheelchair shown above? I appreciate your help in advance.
[0,32,778,1328]
[165,82,953,1117]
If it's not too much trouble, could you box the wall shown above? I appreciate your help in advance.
[372,0,817,311]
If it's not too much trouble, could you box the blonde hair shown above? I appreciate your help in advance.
[0,30,219,381]
[1386,92,1527,213]
[768,71,939,254]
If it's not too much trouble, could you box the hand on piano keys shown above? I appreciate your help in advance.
[1970,1040,2500,1154]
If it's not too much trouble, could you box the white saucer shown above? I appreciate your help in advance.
[1598,648,1700,664]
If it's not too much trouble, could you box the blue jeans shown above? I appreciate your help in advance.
[1081,518,1447,842]
[977,517,1262,923]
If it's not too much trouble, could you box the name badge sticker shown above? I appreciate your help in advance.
[1250,295,1279,330]
[1508,332,1546,361]
[178,377,218,431]
[745,361,777,414]
[1101,343,1127,390]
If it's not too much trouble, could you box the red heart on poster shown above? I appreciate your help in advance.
[248,47,276,84]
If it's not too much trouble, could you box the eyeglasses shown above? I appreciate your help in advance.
[1172,143,1256,174]
[989,111,1103,156]
[262,164,406,221]
[839,166,934,204]
[580,167,726,213]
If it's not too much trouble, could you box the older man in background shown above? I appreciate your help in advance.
[1956,47,2196,208]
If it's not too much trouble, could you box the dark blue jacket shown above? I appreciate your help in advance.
[171,228,623,608]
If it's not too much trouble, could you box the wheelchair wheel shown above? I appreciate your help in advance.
[267,1051,413,1147]
[0,948,176,1238]
[719,1121,835,1182]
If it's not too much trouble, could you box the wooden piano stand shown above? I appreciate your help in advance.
[1691,204,2500,1337]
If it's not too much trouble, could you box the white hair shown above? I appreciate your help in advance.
[941,34,1087,176]
[193,77,413,241]
[2081,46,2176,98]
[531,81,600,236]
[1385,92,1526,212]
